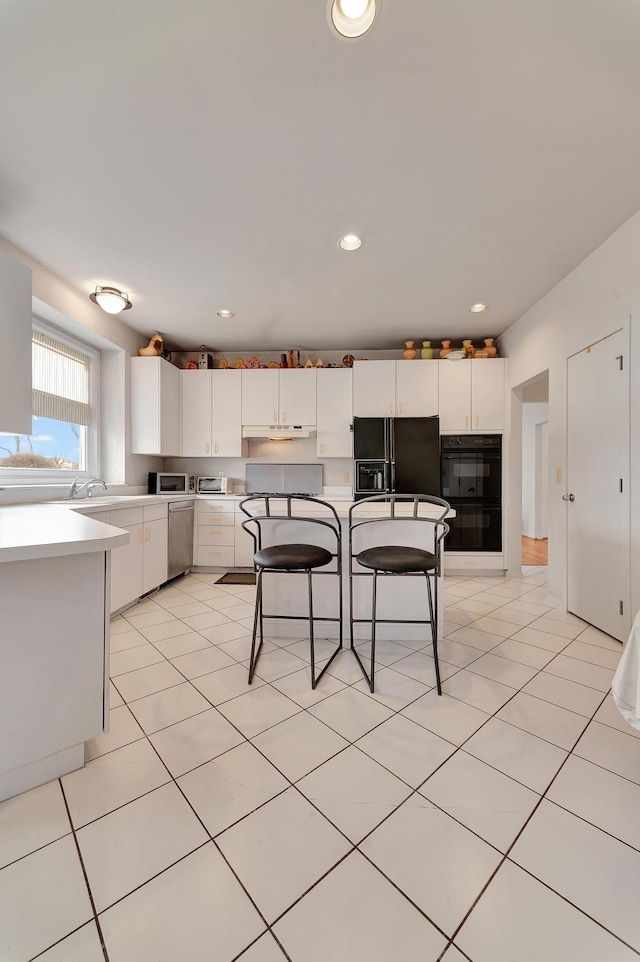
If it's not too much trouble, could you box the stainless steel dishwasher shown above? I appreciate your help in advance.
[168,500,194,579]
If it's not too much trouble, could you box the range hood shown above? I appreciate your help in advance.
[242,425,316,439]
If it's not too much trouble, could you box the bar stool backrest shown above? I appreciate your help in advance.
[348,494,451,571]
[239,495,342,570]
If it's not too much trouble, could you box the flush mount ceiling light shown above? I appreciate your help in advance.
[330,0,378,39]
[89,286,132,314]
[338,234,363,251]
[216,309,235,318]
[469,303,488,313]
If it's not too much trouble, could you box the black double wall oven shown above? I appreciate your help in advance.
[441,435,502,552]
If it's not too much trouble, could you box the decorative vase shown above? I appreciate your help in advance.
[484,337,498,358]
[440,339,452,358]
[403,340,417,360]
[420,340,434,360]
[462,339,475,358]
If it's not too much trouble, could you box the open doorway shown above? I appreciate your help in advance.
[521,374,549,566]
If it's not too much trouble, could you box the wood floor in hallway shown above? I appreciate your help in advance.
[522,535,548,565]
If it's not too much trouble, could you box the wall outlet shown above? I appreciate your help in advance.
[343,472,350,484]
[555,467,562,483]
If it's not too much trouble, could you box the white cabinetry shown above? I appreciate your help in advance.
[195,498,236,567]
[438,359,505,432]
[109,504,168,611]
[241,369,316,425]
[131,357,181,455]
[212,369,245,456]
[353,360,438,418]
[0,249,32,435]
[394,361,438,417]
[182,370,246,457]
[181,371,212,456]
[353,361,395,417]
[316,368,353,457]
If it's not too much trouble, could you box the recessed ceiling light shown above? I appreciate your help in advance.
[338,234,363,251]
[89,286,132,314]
[469,303,488,313]
[216,309,235,318]
[330,0,378,39]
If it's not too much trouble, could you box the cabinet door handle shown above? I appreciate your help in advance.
[282,411,286,423]
[161,438,166,452]
[209,550,221,555]
[273,410,277,422]
[389,403,393,415]
[138,527,144,543]
[208,516,222,521]
[214,442,218,453]
[465,415,469,428]
[398,402,403,414]
[205,443,209,454]
[320,442,324,454]
[146,527,151,541]
[475,414,479,428]
[210,529,221,534]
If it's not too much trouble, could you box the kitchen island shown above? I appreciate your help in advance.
[0,503,129,801]
[240,497,454,644]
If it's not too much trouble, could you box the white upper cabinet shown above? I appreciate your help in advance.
[471,358,505,431]
[352,361,396,417]
[131,356,181,455]
[438,358,505,431]
[394,360,439,417]
[316,368,353,457]
[181,371,212,456]
[0,249,32,435]
[438,360,472,431]
[212,369,246,456]
[242,369,279,424]
[279,368,316,424]
[241,369,316,425]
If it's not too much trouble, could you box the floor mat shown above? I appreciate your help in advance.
[217,572,256,585]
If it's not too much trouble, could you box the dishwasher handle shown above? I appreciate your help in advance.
[168,500,194,512]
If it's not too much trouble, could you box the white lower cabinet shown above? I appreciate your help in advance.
[192,498,255,568]
[109,505,168,612]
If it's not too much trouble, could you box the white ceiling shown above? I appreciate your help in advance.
[2,0,640,352]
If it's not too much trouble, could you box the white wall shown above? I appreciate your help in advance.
[522,402,548,538]
[499,207,640,615]
[0,236,163,489]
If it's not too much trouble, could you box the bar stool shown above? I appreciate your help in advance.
[239,495,343,689]
[348,494,450,694]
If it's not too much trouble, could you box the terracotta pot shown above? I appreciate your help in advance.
[484,337,498,358]
[403,340,417,360]
[420,340,434,360]
[440,340,452,358]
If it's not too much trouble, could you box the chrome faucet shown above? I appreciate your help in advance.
[69,475,108,499]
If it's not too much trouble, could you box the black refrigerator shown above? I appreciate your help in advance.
[353,417,441,500]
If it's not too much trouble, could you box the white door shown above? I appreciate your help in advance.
[438,360,471,431]
[472,359,505,431]
[159,360,182,455]
[567,329,629,640]
[212,369,244,456]
[352,361,396,416]
[182,371,212,456]
[395,360,438,417]
[279,368,316,424]
[142,518,168,595]
[316,368,353,457]
[242,369,279,424]
[110,524,143,612]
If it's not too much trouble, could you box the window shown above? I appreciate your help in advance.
[0,322,99,480]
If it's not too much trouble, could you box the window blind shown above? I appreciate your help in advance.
[32,331,93,426]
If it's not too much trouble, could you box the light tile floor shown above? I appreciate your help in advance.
[2,568,640,960]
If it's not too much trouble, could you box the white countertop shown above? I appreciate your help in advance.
[0,502,132,563]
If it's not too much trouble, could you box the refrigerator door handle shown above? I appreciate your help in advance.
[388,461,395,493]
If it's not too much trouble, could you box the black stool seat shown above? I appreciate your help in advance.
[356,545,437,574]
[254,543,332,571]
